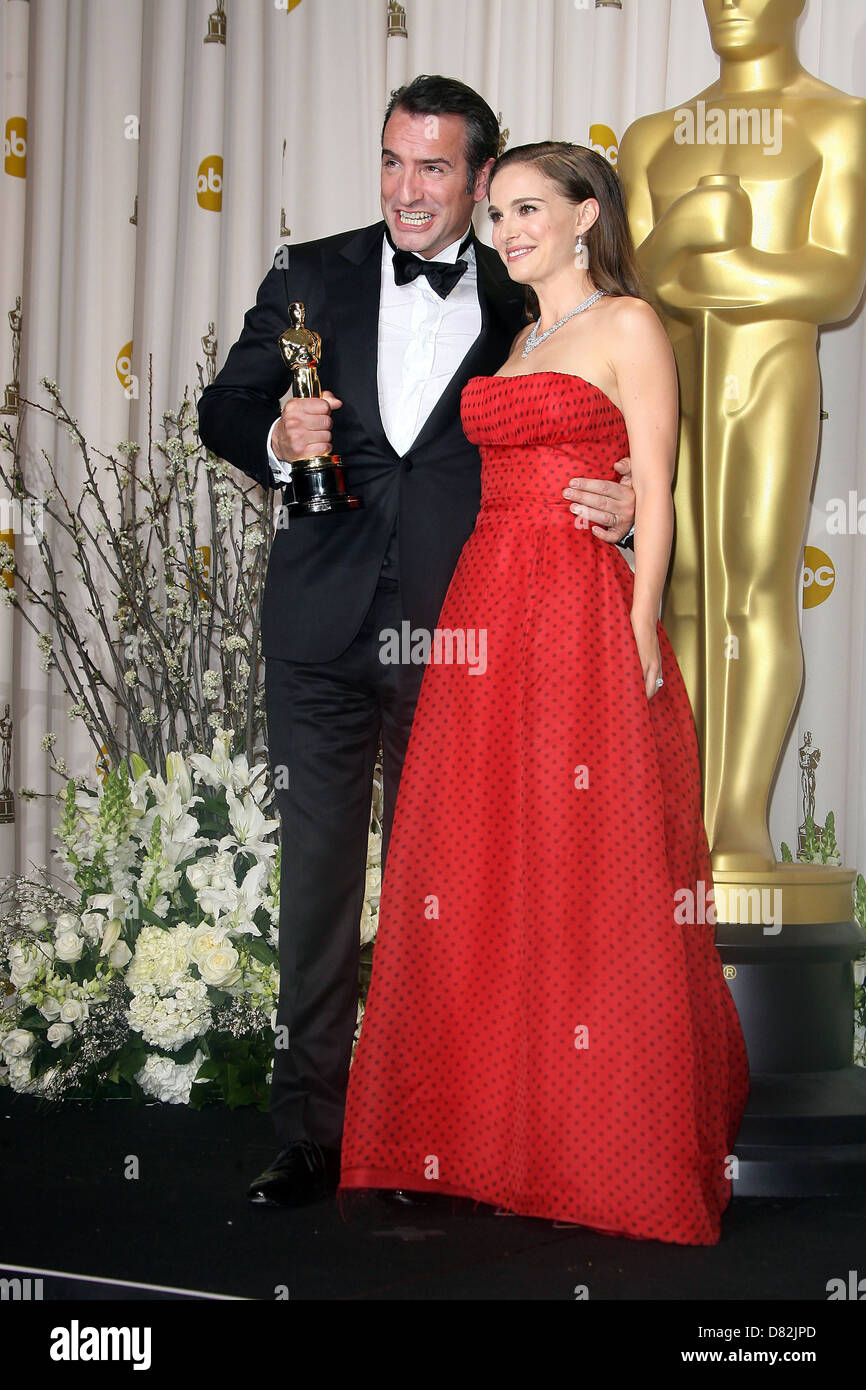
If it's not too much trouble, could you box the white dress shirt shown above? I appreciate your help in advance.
[267,227,482,482]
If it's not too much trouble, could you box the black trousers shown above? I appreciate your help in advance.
[264,578,426,1149]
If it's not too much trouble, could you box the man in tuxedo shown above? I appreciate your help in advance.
[198,75,636,1207]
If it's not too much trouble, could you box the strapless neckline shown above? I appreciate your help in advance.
[467,370,624,422]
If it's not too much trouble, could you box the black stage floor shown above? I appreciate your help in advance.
[2,1092,864,1324]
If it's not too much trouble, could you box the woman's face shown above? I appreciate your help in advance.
[487,163,597,286]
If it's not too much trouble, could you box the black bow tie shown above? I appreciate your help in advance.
[390,229,473,299]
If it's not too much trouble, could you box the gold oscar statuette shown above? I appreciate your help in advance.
[277,303,361,516]
[618,0,866,923]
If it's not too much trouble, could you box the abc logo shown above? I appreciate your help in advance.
[197,155,223,211]
[802,545,835,610]
[115,341,133,390]
[589,123,618,167]
[4,116,26,178]
[0,528,14,589]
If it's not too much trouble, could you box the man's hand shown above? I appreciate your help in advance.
[272,390,342,462]
[562,458,634,542]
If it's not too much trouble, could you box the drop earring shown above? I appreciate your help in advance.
[574,233,589,270]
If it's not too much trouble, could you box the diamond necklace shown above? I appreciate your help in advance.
[521,289,606,357]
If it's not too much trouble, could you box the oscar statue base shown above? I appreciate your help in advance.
[713,866,866,1196]
[282,456,361,517]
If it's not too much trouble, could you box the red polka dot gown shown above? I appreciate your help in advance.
[340,372,750,1245]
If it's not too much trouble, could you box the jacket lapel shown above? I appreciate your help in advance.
[409,236,525,456]
[324,222,395,457]
[323,224,525,459]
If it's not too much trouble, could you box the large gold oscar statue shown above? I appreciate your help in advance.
[619,0,866,923]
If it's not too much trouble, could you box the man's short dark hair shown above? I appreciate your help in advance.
[382,75,501,194]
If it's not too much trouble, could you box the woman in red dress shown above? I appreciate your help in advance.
[339,143,749,1245]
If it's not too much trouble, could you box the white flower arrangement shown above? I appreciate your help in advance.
[0,380,384,1106]
[0,731,383,1107]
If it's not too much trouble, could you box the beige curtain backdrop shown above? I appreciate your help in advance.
[1,0,864,887]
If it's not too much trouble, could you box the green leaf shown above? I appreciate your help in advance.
[187,1079,219,1110]
[17,1007,50,1031]
[192,1058,223,1080]
[137,904,169,928]
[247,936,276,965]
[114,1041,148,1084]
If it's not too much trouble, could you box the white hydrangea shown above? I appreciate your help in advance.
[126,978,212,1051]
[135,1049,206,1104]
[4,1055,41,1094]
[125,924,194,994]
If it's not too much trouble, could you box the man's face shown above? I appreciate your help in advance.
[703,0,804,58]
[380,108,489,260]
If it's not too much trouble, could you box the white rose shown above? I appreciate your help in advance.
[39,996,63,1021]
[98,918,123,956]
[198,944,241,988]
[25,914,49,935]
[109,941,132,969]
[59,999,89,1025]
[54,912,81,935]
[186,861,212,891]
[47,1022,74,1047]
[187,925,228,965]
[79,912,105,943]
[1,1028,36,1058]
[54,931,85,963]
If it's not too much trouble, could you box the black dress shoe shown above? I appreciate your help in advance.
[246,1140,341,1207]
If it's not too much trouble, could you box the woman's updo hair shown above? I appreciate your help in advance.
[488,141,643,316]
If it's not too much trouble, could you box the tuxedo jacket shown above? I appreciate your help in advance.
[197,221,527,663]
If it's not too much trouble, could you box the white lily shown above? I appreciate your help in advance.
[189,732,233,791]
[210,860,270,936]
[160,816,204,869]
[165,751,194,804]
[228,756,272,806]
[87,892,129,920]
[146,778,203,833]
[218,790,279,859]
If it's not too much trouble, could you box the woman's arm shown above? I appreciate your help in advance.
[609,298,679,697]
